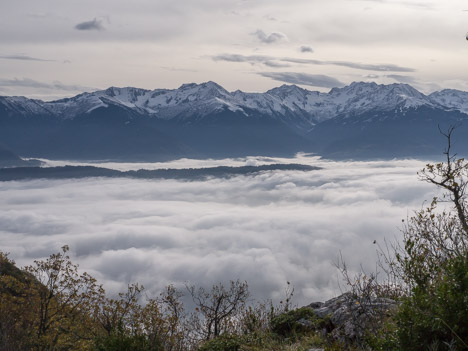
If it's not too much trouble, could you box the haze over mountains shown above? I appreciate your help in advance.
[1,81,467,161]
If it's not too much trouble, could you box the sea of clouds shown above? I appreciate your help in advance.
[0,155,438,306]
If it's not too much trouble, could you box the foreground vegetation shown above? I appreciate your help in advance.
[1,130,468,350]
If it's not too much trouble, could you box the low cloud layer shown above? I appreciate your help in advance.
[75,18,105,31]
[259,72,344,88]
[0,157,436,306]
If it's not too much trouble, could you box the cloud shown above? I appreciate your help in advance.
[212,54,415,72]
[299,46,314,53]
[212,54,270,64]
[0,78,95,92]
[0,54,55,62]
[334,61,414,72]
[386,74,417,84]
[358,0,434,9]
[282,58,415,72]
[161,66,198,72]
[384,75,443,94]
[0,156,436,306]
[252,29,287,44]
[258,72,344,88]
[74,18,105,31]
[263,61,291,68]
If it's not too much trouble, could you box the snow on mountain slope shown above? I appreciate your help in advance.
[139,82,240,118]
[266,82,437,122]
[43,93,110,118]
[54,81,315,124]
[429,89,468,115]
[2,81,467,126]
[0,96,52,116]
[77,82,247,119]
[319,82,433,120]
[329,82,432,113]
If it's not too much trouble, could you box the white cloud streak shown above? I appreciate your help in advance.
[258,72,344,88]
[0,78,95,92]
[0,156,437,306]
[212,54,415,72]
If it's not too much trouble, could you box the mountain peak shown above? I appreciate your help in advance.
[267,84,311,100]
[429,88,468,114]
[349,81,378,87]
[104,86,118,97]
[330,81,377,95]
[331,81,425,99]
[201,81,223,88]
[179,81,225,91]
[178,83,198,90]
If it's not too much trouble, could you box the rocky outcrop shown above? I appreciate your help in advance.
[307,292,397,345]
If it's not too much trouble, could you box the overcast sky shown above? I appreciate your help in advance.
[1,156,437,304]
[0,0,467,99]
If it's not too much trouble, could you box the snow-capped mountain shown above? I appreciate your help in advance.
[429,89,468,115]
[2,81,467,123]
[0,96,52,116]
[327,82,433,115]
[268,82,437,122]
[1,81,468,161]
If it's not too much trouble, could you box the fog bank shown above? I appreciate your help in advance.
[0,156,435,305]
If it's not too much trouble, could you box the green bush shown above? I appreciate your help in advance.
[94,329,162,351]
[385,132,468,350]
[364,318,399,351]
[396,254,468,350]
[198,334,242,351]
[270,307,321,337]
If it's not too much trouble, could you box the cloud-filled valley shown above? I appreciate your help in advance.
[0,156,436,305]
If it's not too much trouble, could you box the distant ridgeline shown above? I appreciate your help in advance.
[1,81,468,161]
[0,164,320,181]
[0,146,42,168]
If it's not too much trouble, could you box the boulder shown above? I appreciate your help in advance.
[306,293,397,345]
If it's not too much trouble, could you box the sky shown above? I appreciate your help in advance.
[1,0,468,100]
[0,156,438,305]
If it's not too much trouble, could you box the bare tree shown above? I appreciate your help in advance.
[186,280,250,340]
[332,126,468,348]
[418,125,468,236]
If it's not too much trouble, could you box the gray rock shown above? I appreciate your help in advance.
[297,318,314,328]
[306,292,397,345]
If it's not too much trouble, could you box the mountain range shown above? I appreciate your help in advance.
[1,81,467,161]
